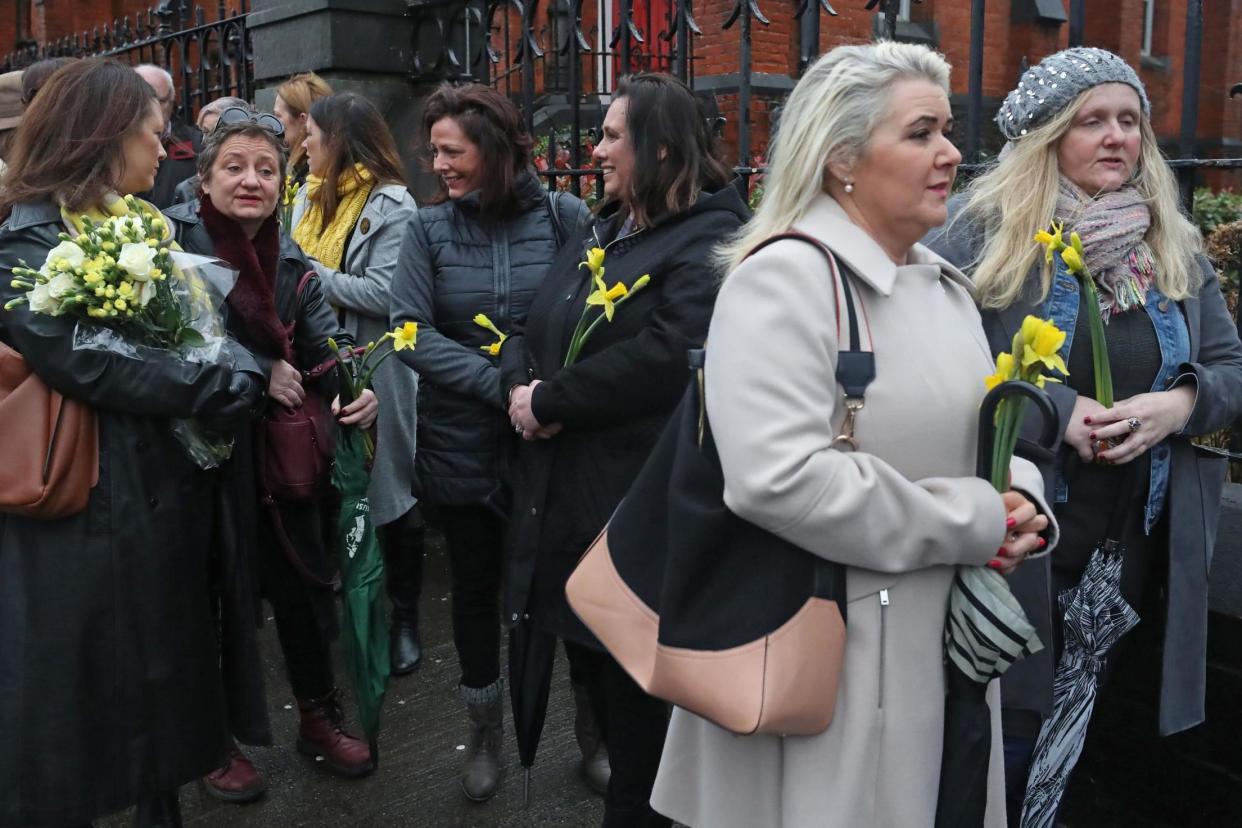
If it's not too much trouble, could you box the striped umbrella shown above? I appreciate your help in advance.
[1020,500,1140,828]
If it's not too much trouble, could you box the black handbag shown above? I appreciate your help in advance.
[566,232,873,736]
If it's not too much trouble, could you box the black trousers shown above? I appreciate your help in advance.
[564,641,672,828]
[438,504,504,690]
[259,500,337,701]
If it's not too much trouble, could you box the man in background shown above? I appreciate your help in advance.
[134,63,202,208]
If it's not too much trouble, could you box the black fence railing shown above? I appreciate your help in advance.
[2,1,253,124]
[409,0,1239,214]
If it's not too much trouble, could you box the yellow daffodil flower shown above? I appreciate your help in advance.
[474,313,508,356]
[1061,245,1084,274]
[1033,221,1066,265]
[392,321,419,351]
[580,247,606,276]
[473,313,504,339]
[984,350,1017,391]
[586,275,629,321]
[1019,316,1070,377]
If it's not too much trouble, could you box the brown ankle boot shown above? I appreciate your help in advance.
[295,690,374,778]
[202,745,267,803]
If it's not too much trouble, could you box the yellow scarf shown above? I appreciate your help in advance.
[292,163,375,270]
[61,192,174,244]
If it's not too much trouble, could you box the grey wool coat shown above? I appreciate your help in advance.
[926,195,1242,735]
[292,183,419,526]
[651,195,1056,828]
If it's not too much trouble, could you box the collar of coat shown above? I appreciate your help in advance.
[794,193,972,298]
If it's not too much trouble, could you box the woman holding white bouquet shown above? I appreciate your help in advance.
[0,59,265,828]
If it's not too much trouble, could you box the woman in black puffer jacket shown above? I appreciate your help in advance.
[388,82,586,803]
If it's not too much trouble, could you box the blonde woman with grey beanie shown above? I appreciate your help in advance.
[927,46,1242,822]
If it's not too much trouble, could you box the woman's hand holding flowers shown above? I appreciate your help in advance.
[333,388,379,429]
[268,359,305,409]
[994,490,1050,575]
[1087,385,1195,465]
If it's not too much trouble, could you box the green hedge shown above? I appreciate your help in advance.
[1194,188,1242,237]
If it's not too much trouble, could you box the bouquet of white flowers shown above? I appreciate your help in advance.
[6,195,241,468]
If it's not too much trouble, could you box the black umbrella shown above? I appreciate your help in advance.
[935,380,1058,828]
[508,619,558,806]
[1019,469,1141,828]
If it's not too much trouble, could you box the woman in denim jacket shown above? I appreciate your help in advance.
[927,47,1242,822]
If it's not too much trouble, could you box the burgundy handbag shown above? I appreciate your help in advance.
[256,271,337,503]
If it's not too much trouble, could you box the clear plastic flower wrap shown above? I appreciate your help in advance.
[70,251,241,469]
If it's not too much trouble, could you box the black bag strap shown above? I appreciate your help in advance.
[546,190,566,248]
[261,495,341,590]
[741,233,876,450]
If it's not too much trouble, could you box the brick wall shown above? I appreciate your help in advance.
[10,1,1242,189]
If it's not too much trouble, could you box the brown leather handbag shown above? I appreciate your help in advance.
[0,341,99,519]
[566,233,869,737]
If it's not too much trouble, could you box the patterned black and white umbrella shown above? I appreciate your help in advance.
[1020,477,1141,828]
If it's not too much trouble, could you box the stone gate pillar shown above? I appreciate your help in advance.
[247,0,428,190]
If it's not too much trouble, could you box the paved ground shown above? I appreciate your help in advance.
[95,507,1242,827]
[103,530,604,827]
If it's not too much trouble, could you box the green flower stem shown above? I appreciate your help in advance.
[1077,271,1114,408]
[563,283,651,366]
[992,396,1027,493]
[563,306,595,367]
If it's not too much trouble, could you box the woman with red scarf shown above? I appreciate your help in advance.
[164,107,379,803]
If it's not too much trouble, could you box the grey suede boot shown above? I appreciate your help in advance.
[571,681,610,796]
[461,680,504,802]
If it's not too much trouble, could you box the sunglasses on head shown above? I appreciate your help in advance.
[215,106,285,137]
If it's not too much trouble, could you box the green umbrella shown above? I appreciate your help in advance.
[332,423,390,748]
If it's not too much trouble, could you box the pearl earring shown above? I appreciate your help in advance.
[844,180,854,194]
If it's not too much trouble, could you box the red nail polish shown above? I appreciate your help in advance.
[1038,537,1047,549]
[987,561,1003,570]
[1083,416,1092,424]
[1089,431,1096,439]
[1006,517,1017,528]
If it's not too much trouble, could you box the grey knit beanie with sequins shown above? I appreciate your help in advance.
[996,47,1150,141]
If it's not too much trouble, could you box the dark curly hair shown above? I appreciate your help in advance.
[421,82,534,218]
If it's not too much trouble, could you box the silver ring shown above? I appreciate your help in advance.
[514,424,523,434]
[1127,416,1141,432]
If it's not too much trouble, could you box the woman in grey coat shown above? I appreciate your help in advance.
[290,92,423,675]
[926,47,1242,822]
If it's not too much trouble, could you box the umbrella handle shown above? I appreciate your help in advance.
[976,380,1059,482]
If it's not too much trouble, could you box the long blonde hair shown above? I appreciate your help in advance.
[716,42,952,275]
[961,91,1203,309]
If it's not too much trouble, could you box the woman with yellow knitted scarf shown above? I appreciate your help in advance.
[288,92,426,681]
[292,162,373,270]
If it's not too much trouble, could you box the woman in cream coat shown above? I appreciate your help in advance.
[651,43,1056,828]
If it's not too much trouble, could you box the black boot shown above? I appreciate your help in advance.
[461,680,504,802]
[379,505,425,676]
[132,791,182,828]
